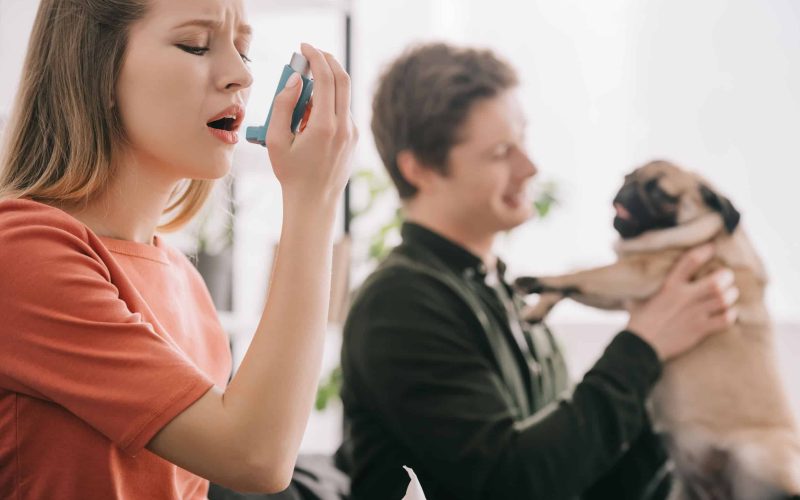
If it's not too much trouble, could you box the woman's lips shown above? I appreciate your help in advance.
[207,127,239,145]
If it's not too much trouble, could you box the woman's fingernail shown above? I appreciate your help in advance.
[285,72,300,88]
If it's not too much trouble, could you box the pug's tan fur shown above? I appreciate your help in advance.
[519,161,800,499]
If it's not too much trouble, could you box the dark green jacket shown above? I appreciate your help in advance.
[337,223,671,500]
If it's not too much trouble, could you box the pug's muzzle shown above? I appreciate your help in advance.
[613,178,680,239]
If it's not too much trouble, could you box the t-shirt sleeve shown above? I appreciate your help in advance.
[0,215,215,456]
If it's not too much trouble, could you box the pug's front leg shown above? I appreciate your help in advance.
[515,256,675,310]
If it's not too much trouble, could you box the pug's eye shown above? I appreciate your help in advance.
[645,179,679,204]
[644,179,660,191]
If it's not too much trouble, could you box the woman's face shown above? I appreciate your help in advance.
[115,0,253,182]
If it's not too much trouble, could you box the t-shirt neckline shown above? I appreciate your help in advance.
[98,235,169,264]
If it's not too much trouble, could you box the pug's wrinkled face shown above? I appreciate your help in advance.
[613,160,740,239]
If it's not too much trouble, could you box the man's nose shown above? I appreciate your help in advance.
[514,150,538,178]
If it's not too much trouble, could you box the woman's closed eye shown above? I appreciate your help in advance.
[177,44,209,56]
[176,43,251,62]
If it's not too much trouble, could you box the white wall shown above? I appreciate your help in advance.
[425,0,800,324]
[1,0,799,454]
[0,1,37,118]
[2,0,798,339]
[2,0,798,327]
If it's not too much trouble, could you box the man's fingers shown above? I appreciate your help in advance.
[692,268,736,301]
[265,72,303,148]
[300,43,335,126]
[706,307,739,333]
[699,284,739,315]
[665,243,715,287]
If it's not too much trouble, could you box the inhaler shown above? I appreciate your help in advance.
[246,52,314,147]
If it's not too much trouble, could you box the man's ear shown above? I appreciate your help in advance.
[699,184,741,233]
[397,150,434,194]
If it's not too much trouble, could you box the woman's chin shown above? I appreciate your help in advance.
[191,157,233,179]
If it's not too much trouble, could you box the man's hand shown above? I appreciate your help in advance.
[627,244,739,361]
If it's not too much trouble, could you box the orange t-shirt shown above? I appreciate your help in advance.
[0,199,232,499]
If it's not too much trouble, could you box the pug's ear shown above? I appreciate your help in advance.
[699,184,741,233]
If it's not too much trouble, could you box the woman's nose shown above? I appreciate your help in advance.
[218,49,253,92]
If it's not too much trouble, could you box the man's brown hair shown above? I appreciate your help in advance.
[371,43,518,199]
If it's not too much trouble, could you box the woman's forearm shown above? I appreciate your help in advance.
[223,198,338,475]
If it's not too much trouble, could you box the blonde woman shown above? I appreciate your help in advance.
[0,0,356,499]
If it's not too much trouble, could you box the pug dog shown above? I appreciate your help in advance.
[515,160,800,500]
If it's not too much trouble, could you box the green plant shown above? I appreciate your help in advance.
[532,180,559,218]
[315,365,342,411]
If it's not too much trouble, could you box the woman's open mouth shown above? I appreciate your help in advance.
[206,104,244,145]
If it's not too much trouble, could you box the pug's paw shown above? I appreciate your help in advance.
[514,276,545,294]
[522,292,564,323]
[514,276,580,297]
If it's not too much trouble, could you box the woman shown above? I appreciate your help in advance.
[0,0,357,498]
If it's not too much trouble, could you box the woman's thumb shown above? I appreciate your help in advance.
[265,72,303,148]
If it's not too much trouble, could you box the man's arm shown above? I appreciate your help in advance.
[345,272,662,500]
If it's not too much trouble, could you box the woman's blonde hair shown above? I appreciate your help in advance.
[0,0,214,231]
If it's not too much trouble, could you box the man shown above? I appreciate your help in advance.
[336,43,738,500]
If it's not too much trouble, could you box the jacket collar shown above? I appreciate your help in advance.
[401,222,507,282]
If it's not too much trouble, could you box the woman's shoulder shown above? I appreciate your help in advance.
[0,198,89,237]
[0,198,93,260]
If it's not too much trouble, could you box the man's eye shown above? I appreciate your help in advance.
[177,44,210,56]
[492,146,511,159]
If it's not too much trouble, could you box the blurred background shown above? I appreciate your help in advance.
[1,0,798,453]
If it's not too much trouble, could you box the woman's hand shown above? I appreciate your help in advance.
[265,43,358,209]
[148,46,356,495]
[626,244,739,361]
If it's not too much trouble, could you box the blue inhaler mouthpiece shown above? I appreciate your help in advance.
[246,52,314,147]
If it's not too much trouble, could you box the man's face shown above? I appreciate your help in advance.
[426,89,538,237]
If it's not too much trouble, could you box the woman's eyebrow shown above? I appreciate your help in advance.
[173,18,252,35]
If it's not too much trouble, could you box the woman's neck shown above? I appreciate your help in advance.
[68,154,179,244]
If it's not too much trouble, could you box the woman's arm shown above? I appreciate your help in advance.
[147,43,357,493]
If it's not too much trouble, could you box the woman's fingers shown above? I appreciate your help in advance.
[300,43,335,128]
[267,44,357,204]
[322,51,351,120]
